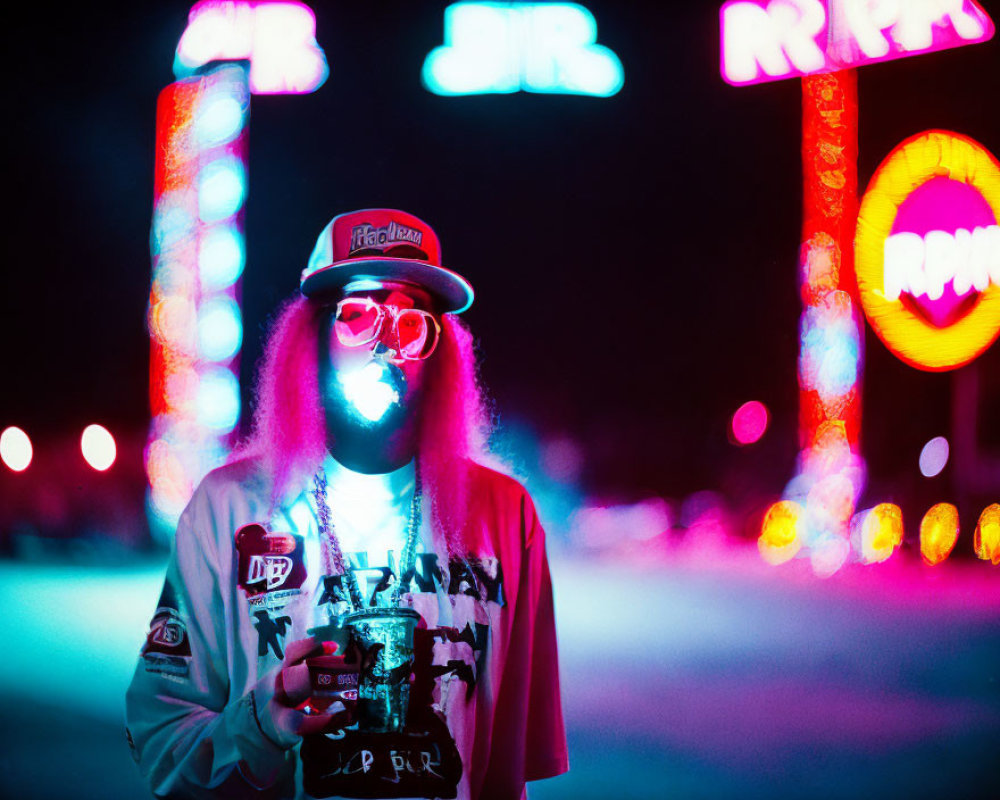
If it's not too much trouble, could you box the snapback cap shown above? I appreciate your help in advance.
[300,208,474,313]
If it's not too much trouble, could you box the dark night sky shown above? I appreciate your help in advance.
[3,1,999,509]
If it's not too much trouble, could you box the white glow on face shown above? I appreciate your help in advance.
[196,367,241,431]
[919,436,950,478]
[198,296,243,362]
[338,362,400,422]
[81,424,117,471]
[1,426,32,472]
[423,2,623,97]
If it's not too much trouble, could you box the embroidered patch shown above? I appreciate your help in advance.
[235,523,307,607]
[141,581,193,676]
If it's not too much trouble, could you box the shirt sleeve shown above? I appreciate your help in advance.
[124,481,295,799]
[481,491,569,799]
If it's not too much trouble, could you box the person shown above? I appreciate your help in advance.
[125,208,568,800]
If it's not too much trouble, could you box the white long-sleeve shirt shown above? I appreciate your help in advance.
[125,455,567,799]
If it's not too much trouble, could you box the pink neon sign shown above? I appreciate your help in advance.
[720,0,994,86]
[175,1,328,94]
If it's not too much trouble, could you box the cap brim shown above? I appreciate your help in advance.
[300,257,474,314]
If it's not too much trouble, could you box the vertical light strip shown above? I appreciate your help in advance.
[760,71,865,574]
[147,63,249,542]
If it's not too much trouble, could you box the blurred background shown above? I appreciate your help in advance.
[1,1,998,798]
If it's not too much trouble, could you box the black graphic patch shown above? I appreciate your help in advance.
[253,609,292,660]
[235,523,307,606]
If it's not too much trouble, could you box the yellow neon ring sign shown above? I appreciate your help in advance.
[856,130,1000,371]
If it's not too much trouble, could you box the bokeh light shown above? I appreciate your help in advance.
[195,94,245,147]
[858,503,904,564]
[975,504,1000,565]
[197,296,243,362]
[198,225,245,289]
[198,157,245,223]
[731,400,769,445]
[758,500,802,565]
[1,426,32,472]
[196,368,241,431]
[920,503,960,566]
[918,436,950,477]
[80,424,117,471]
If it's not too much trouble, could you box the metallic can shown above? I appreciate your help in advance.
[343,607,421,733]
[305,654,359,715]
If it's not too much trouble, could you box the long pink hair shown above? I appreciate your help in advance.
[231,295,496,557]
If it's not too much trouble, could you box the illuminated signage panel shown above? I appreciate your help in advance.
[175,0,328,94]
[720,0,994,86]
[855,130,1000,371]
[423,2,623,96]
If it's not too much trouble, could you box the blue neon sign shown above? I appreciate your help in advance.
[423,2,624,96]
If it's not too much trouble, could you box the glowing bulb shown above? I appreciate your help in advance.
[920,503,960,566]
[81,424,117,471]
[195,94,245,146]
[199,225,245,289]
[338,362,399,422]
[918,436,949,478]
[974,504,1000,565]
[1,426,32,471]
[860,503,903,564]
[198,296,243,362]
[198,157,245,223]
[758,500,802,565]
[196,367,241,431]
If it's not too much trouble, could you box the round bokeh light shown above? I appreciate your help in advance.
[81,424,117,471]
[731,401,769,445]
[918,436,949,478]
[1,426,32,472]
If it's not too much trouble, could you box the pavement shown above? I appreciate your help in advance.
[1,545,997,799]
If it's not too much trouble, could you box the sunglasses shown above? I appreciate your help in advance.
[333,297,441,361]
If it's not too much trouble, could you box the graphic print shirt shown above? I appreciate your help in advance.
[125,455,568,799]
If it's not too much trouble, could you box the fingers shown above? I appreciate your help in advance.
[266,700,355,744]
[295,706,353,736]
[283,637,324,665]
[277,662,312,707]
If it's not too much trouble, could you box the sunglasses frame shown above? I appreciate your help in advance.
[333,297,442,361]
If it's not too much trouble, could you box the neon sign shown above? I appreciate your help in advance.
[175,1,328,94]
[856,130,1000,371]
[720,0,994,86]
[423,2,623,96]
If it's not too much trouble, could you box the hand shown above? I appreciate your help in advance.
[256,638,354,748]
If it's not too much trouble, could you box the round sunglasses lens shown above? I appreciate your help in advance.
[396,310,436,358]
[334,301,380,346]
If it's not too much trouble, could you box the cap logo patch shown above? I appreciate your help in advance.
[349,221,423,254]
